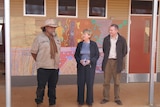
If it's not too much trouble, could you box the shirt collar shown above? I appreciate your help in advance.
[110,34,118,40]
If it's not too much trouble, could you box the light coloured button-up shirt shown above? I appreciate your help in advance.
[108,35,118,59]
[31,32,61,69]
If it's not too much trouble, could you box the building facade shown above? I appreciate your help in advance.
[0,0,160,85]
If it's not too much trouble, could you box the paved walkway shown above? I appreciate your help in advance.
[0,83,160,107]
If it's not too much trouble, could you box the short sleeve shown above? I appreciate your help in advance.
[30,37,39,54]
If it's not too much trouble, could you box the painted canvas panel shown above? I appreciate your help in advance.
[56,18,112,47]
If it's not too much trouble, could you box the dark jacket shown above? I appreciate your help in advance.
[102,34,127,73]
[74,40,99,71]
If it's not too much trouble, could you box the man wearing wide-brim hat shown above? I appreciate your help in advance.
[31,18,61,107]
[41,18,59,30]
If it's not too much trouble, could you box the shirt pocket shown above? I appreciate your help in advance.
[39,40,50,49]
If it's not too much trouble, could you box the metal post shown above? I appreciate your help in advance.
[4,0,11,107]
[149,0,158,106]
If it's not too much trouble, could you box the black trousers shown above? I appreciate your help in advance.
[77,65,95,105]
[35,68,59,105]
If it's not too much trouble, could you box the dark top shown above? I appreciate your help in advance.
[74,40,99,71]
[102,33,127,73]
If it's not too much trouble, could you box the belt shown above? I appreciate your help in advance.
[108,58,117,60]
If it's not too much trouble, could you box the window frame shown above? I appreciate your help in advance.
[87,0,108,18]
[23,0,46,16]
[56,0,78,18]
[131,0,159,15]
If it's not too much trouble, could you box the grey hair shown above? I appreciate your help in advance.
[82,29,92,36]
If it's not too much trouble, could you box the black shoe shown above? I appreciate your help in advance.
[100,99,109,104]
[115,100,122,105]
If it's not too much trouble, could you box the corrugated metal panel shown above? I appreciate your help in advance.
[107,0,129,43]
[10,0,23,16]
[77,0,130,19]
[108,0,129,20]
[47,0,56,17]
[9,0,130,44]
[78,0,87,18]
[10,0,130,19]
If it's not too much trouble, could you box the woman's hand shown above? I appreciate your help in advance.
[80,60,86,66]
[85,60,90,65]
[80,59,90,66]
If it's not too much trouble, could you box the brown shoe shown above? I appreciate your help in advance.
[115,100,123,105]
[100,99,109,104]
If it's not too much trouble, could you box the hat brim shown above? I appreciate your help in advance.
[41,25,58,29]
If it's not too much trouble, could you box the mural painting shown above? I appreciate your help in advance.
[11,18,113,76]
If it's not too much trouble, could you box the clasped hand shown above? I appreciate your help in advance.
[80,59,90,66]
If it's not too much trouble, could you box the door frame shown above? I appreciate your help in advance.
[127,0,160,82]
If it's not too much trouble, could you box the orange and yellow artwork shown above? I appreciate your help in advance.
[11,18,113,76]
[56,18,112,47]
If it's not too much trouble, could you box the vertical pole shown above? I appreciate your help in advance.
[4,0,11,107]
[149,0,158,106]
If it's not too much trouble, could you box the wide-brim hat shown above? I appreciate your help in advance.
[41,19,58,29]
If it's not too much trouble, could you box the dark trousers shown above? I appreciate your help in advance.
[35,68,59,105]
[77,65,95,105]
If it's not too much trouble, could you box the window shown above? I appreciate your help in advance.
[24,0,45,16]
[131,0,159,14]
[57,0,77,17]
[88,0,107,17]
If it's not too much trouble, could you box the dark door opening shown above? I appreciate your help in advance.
[0,23,5,85]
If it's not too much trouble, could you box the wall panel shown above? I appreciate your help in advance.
[108,0,129,20]
[78,0,87,18]
[9,0,129,76]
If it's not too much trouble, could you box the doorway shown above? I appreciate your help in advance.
[129,16,152,74]
[0,23,5,85]
[128,0,159,82]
